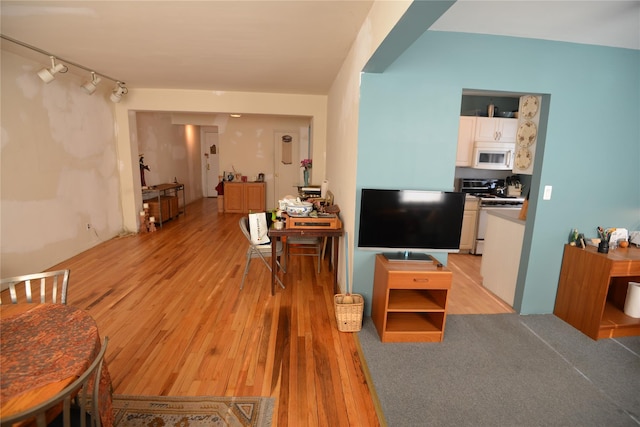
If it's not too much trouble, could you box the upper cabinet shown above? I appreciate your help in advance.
[456,116,476,167]
[474,118,518,143]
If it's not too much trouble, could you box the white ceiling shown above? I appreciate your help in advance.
[1,1,638,95]
[430,0,640,51]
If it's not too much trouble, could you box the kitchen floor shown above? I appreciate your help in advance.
[447,253,515,314]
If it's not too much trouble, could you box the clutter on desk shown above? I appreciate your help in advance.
[275,191,341,230]
[568,229,586,248]
[581,226,631,251]
[285,200,314,216]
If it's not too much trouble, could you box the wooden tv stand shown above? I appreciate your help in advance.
[371,254,451,343]
[554,244,640,340]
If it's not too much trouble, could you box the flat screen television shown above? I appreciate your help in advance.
[357,188,466,261]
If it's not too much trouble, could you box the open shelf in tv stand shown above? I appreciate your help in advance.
[371,253,451,343]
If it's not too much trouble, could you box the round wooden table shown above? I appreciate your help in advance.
[0,304,113,426]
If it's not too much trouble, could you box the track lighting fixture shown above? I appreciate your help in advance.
[110,82,128,103]
[37,56,68,83]
[81,72,102,94]
[1,35,127,101]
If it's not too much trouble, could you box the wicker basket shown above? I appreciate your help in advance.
[334,294,364,332]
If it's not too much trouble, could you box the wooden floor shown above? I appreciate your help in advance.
[49,198,512,426]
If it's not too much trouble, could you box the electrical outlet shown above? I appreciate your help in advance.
[543,185,553,200]
[86,223,91,230]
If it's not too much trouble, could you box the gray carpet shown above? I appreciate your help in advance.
[358,314,640,427]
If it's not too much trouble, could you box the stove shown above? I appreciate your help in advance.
[459,178,524,206]
[473,194,525,206]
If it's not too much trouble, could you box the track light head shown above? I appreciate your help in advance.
[110,82,128,103]
[37,56,68,83]
[81,72,102,94]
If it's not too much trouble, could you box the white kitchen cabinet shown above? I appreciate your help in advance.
[459,196,479,252]
[456,116,476,166]
[474,117,518,143]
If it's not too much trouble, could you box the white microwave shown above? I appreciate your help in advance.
[472,142,515,170]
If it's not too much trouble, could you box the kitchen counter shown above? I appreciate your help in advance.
[480,209,525,307]
[486,208,525,225]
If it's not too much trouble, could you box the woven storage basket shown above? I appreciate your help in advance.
[334,294,364,332]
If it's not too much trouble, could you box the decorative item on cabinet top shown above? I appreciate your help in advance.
[513,94,541,175]
[520,95,539,119]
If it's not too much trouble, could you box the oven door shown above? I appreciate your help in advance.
[473,206,522,255]
[472,143,514,170]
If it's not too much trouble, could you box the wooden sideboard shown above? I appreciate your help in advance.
[223,182,265,213]
[372,254,451,343]
[554,244,640,340]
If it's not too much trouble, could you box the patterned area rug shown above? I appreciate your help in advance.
[112,395,274,427]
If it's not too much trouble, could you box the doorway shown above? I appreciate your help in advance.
[201,128,220,197]
[455,90,547,313]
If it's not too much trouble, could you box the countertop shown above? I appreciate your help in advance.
[486,208,525,225]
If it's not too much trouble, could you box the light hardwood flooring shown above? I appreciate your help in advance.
[48,197,512,426]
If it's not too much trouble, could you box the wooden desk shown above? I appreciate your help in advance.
[0,304,113,426]
[554,244,640,340]
[268,226,344,296]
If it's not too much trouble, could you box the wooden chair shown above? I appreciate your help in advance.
[239,217,286,290]
[0,270,70,305]
[286,236,322,273]
[0,337,109,427]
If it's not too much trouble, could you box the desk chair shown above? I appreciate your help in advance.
[286,236,322,273]
[0,337,109,427]
[286,190,334,273]
[0,270,70,305]
[239,217,286,290]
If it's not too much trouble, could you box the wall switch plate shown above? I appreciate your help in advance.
[543,185,552,200]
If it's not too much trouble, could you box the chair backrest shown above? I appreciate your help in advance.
[0,337,109,427]
[239,216,252,242]
[0,269,70,305]
[326,190,335,205]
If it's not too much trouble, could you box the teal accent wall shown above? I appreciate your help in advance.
[355,30,640,315]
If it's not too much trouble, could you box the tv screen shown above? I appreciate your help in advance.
[357,189,465,260]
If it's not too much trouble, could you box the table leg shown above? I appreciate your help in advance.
[333,236,340,294]
[271,237,277,296]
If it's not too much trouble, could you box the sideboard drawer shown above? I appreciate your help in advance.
[386,271,452,290]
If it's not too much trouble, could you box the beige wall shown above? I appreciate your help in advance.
[114,89,327,231]
[137,112,311,209]
[1,50,123,277]
[325,1,412,293]
[136,112,203,203]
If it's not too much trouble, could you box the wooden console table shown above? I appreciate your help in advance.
[554,244,640,340]
[142,183,185,227]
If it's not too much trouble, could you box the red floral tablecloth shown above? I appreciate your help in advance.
[0,304,113,426]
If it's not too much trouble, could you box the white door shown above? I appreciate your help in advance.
[274,131,300,203]
[202,130,220,197]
